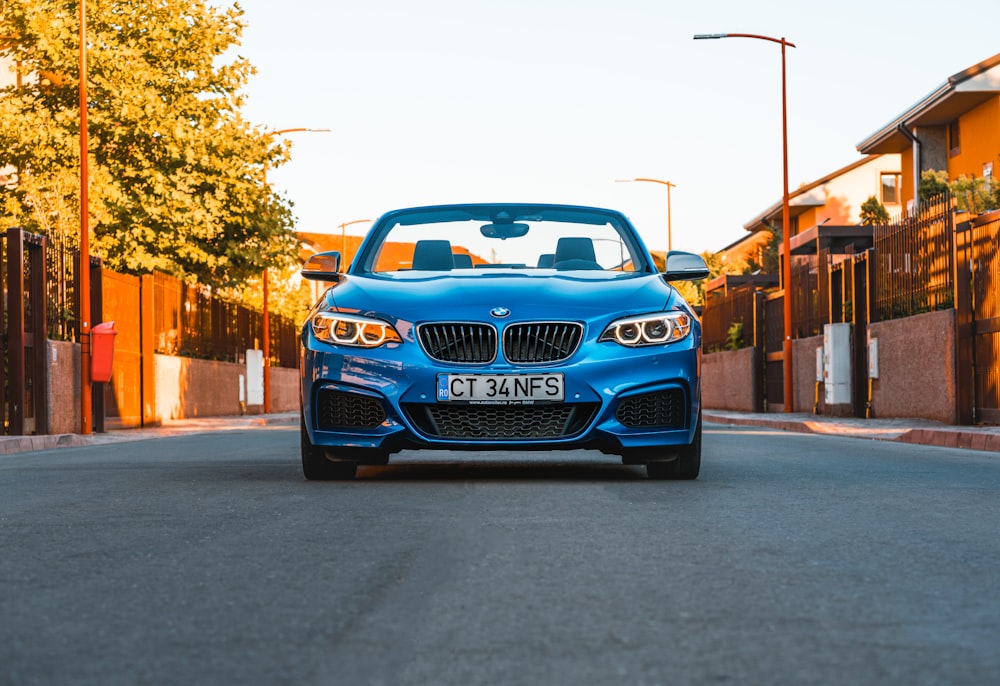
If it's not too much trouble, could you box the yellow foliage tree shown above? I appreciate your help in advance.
[0,0,298,289]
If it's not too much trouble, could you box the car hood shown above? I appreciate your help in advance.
[319,272,679,323]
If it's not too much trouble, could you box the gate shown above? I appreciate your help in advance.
[956,210,1000,424]
[100,269,145,428]
[3,228,49,435]
[852,252,875,417]
[763,291,784,411]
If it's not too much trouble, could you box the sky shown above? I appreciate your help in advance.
[233,0,1000,255]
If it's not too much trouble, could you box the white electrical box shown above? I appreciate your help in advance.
[868,338,879,379]
[246,349,264,406]
[823,323,852,405]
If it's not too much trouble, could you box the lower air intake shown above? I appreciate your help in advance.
[317,390,386,430]
[615,389,686,428]
[405,403,598,440]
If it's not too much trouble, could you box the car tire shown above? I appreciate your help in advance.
[646,412,701,480]
[301,416,357,480]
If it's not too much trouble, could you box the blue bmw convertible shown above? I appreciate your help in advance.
[299,203,709,480]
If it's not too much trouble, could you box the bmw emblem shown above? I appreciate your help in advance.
[490,306,511,319]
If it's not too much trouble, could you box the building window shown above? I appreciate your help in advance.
[881,172,901,205]
[949,120,961,156]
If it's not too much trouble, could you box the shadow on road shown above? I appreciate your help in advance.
[352,457,649,482]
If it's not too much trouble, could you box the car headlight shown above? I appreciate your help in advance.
[310,312,402,348]
[599,312,692,347]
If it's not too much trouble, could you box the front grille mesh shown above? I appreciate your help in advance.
[418,323,497,363]
[419,321,583,364]
[503,322,582,363]
[317,390,386,430]
[615,389,686,429]
[405,403,598,440]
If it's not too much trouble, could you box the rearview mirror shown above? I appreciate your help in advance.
[480,222,530,239]
[663,251,710,281]
[301,251,342,281]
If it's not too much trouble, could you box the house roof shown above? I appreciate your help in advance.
[857,52,1000,154]
[742,155,877,232]
[784,224,873,256]
[705,273,779,296]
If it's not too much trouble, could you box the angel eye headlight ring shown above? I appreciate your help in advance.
[311,312,401,348]
[600,312,692,347]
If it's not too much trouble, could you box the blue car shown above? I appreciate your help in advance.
[299,203,709,480]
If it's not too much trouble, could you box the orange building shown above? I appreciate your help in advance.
[857,52,1000,210]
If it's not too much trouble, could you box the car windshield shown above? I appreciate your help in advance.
[357,205,649,274]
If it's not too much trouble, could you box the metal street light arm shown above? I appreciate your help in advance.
[267,127,332,137]
[693,33,795,49]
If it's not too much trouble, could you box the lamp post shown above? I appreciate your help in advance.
[261,127,330,413]
[79,0,92,434]
[338,219,371,268]
[615,177,676,251]
[694,32,796,413]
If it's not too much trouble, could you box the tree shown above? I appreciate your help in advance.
[918,169,950,204]
[0,0,297,288]
[859,195,890,225]
[949,174,1000,213]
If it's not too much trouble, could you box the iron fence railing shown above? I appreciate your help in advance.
[44,239,79,342]
[150,271,298,368]
[703,192,958,355]
[37,246,298,368]
[789,257,823,339]
[873,192,955,321]
[703,285,757,352]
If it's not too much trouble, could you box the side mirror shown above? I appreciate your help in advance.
[663,250,710,281]
[302,251,342,281]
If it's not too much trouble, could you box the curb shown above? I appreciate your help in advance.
[704,411,1000,453]
[0,433,89,455]
[895,428,1000,452]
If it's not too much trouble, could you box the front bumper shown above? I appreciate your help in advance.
[300,337,701,457]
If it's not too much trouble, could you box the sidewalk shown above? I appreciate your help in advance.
[704,410,1000,453]
[2,410,998,455]
[0,412,298,455]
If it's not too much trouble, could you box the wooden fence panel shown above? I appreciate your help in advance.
[968,212,1000,424]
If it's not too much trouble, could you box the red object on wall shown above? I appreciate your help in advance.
[91,321,118,383]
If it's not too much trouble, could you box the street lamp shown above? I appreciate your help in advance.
[615,177,676,251]
[694,32,796,413]
[338,219,371,268]
[79,0,92,433]
[261,127,330,413]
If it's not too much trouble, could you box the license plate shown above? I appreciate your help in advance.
[437,373,564,404]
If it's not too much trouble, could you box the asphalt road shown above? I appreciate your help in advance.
[2,423,998,686]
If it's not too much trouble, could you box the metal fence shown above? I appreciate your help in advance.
[873,192,955,321]
[703,284,758,352]
[702,194,956,416]
[149,272,298,368]
[44,239,82,342]
[36,242,299,368]
[705,193,958,353]
[790,256,824,339]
